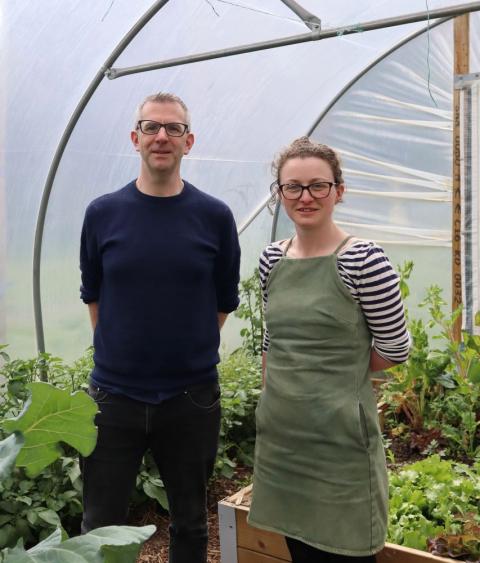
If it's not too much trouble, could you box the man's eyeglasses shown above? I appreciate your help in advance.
[277,182,338,200]
[136,120,189,137]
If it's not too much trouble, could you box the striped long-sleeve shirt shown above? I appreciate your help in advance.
[259,239,410,363]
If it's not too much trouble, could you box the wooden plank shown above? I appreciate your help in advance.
[379,543,454,563]
[236,508,291,560]
[452,14,470,341]
[238,547,288,563]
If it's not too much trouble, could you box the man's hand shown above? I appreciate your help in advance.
[88,302,99,331]
[218,312,228,330]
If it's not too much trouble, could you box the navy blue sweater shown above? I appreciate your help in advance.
[80,180,240,402]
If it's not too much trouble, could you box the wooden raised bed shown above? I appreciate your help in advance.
[218,486,454,563]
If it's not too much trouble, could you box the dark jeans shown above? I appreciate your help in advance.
[286,537,377,563]
[81,381,221,563]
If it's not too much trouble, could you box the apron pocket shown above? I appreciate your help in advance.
[358,402,370,448]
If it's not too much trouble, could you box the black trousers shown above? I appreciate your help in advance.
[286,537,377,563]
[81,381,221,563]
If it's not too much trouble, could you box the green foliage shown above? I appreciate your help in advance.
[381,264,451,433]
[0,456,83,549]
[388,455,480,556]
[216,350,262,477]
[234,269,264,356]
[380,263,480,461]
[0,383,98,549]
[132,452,169,511]
[3,383,98,477]
[422,286,480,461]
[0,524,156,563]
[0,380,155,559]
[0,346,93,426]
[397,260,414,301]
[0,349,95,548]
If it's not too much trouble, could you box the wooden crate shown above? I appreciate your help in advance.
[218,488,454,563]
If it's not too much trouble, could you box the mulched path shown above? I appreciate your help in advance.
[131,467,252,563]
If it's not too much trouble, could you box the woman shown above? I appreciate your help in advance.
[248,137,410,563]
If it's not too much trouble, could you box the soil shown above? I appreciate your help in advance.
[131,466,253,563]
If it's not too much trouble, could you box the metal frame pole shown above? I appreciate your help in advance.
[278,0,321,30]
[107,2,480,80]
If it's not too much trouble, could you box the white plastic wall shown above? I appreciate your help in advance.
[1,1,479,358]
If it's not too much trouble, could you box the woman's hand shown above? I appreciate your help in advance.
[370,348,397,372]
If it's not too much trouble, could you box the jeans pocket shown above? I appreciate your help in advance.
[88,384,109,403]
[186,382,221,410]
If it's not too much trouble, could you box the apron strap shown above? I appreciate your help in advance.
[284,237,295,255]
[334,235,354,255]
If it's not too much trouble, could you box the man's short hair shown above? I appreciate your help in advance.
[134,93,191,129]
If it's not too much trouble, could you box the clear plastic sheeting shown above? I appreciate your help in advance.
[276,21,454,245]
[275,19,465,318]
[0,1,479,357]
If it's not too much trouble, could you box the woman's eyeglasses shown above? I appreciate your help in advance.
[276,182,338,200]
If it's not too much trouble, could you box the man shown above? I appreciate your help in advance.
[79,92,240,563]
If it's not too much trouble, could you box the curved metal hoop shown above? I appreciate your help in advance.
[32,0,171,354]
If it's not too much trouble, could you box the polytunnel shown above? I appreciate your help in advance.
[1,0,480,359]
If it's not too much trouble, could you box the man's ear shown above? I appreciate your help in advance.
[130,130,140,152]
[183,132,195,155]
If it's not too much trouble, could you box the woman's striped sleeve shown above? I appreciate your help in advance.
[259,244,283,352]
[337,241,411,363]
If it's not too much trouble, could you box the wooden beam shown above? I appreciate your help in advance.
[0,35,6,345]
[452,14,470,340]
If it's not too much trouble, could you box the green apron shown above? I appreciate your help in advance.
[248,238,388,556]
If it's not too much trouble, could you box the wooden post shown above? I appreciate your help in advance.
[0,43,6,345]
[452,14,469,341]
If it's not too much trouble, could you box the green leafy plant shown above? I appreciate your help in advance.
[0,347,93,425]
[3,382,98,477]
[0,382,155,561]
[0,382,98,548]
[132,452,169,511]
[388,455,480,554]
[0,524,155,563]
[380,263,480,462]
[0,456,83,548]
[216,350,262,477]
[234,269,264,356]
[0,349,97,548]
[381,263,451,433]
[420,288,480,460]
